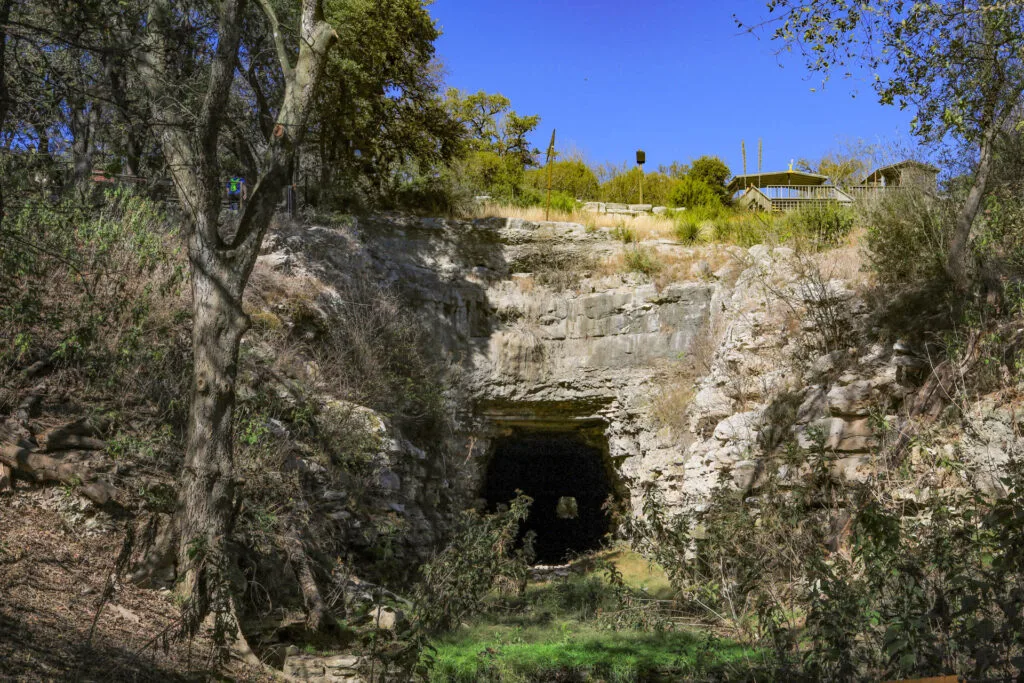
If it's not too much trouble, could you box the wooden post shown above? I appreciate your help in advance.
[742,140,747,177]
[636,149,646,204]
[544,129,556,220]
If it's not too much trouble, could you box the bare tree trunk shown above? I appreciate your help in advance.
[947,126,997,289]
[175,244,248,626]
[136,0,338,639]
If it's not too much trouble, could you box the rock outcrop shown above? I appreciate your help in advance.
[265,214,1020,545]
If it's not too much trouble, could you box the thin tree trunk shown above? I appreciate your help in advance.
[175,238,248,631]
[0,0,11,224]
[947,126,997,290]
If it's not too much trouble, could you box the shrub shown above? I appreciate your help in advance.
[975,188,1024,282]
[668,176,722,209]
[862,188,951,286]
[784,203,855,247]
[392,171,474,216]
[610,225,637,243]
[674,218,702,243]
[0,188,188,408]
[311,276,445,427]
[412,494,534,634]
[624,247,661,275]
[512,188,578,214]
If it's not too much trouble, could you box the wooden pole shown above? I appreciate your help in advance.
[544,129,556,220]
[742,140,747,177]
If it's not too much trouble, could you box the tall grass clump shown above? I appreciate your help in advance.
[672,204,729,243]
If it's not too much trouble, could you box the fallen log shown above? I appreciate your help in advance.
[37,416,110,452]
[0,442,116,505]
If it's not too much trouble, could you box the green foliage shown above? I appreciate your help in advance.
[445,89,541,199]
[862,188,952,285]
[0,189,189,409]
[610,225,637,243]
[667,176,722,209]
[524,159,600,201]
[756,2,1024,146]
[429,625,753,683]
[784,203,855,246]
[626,428,1024,681]
[313,0,464,210]
[391,169,475,217]
[412,494,535,634]
[623,247,661,276]
[600,168,678,206]
[688,155,731,202]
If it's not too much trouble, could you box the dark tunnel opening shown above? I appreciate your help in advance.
[483,432,613,565]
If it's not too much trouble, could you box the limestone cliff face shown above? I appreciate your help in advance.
[264,215,1022,551]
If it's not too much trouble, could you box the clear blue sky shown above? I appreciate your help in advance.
[430,0,915,176]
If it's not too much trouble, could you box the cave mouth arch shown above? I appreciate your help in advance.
[484,431,613,565]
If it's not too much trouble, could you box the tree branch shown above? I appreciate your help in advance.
[255,0,294,77]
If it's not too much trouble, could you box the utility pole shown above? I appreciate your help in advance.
[636,149,646,204]
[544,129,557,220]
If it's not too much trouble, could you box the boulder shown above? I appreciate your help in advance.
[830,455,875,484]
[799,417,876,452]
[713,410,762,444]
[371,605,403,630]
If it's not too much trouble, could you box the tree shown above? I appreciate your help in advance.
[749,1,1024,288]
[445,89,540,197]
[689,155,730,189]
[796,140,876,188]
[136,0,337,637]
[310,0,463,208]
[688,155,731,203]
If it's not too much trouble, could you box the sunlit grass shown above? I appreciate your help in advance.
[429,623,755,683]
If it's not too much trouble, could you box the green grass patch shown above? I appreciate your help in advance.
[429,622,755,682]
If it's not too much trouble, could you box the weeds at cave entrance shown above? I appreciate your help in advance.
[483,431,615,564]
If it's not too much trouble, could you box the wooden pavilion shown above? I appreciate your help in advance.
[727,169,854,212]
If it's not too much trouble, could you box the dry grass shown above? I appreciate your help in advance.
[469,202,678,241]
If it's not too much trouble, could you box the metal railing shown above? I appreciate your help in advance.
[755,185,853,201]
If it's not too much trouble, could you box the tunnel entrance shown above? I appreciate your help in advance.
[484,432,613,564]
